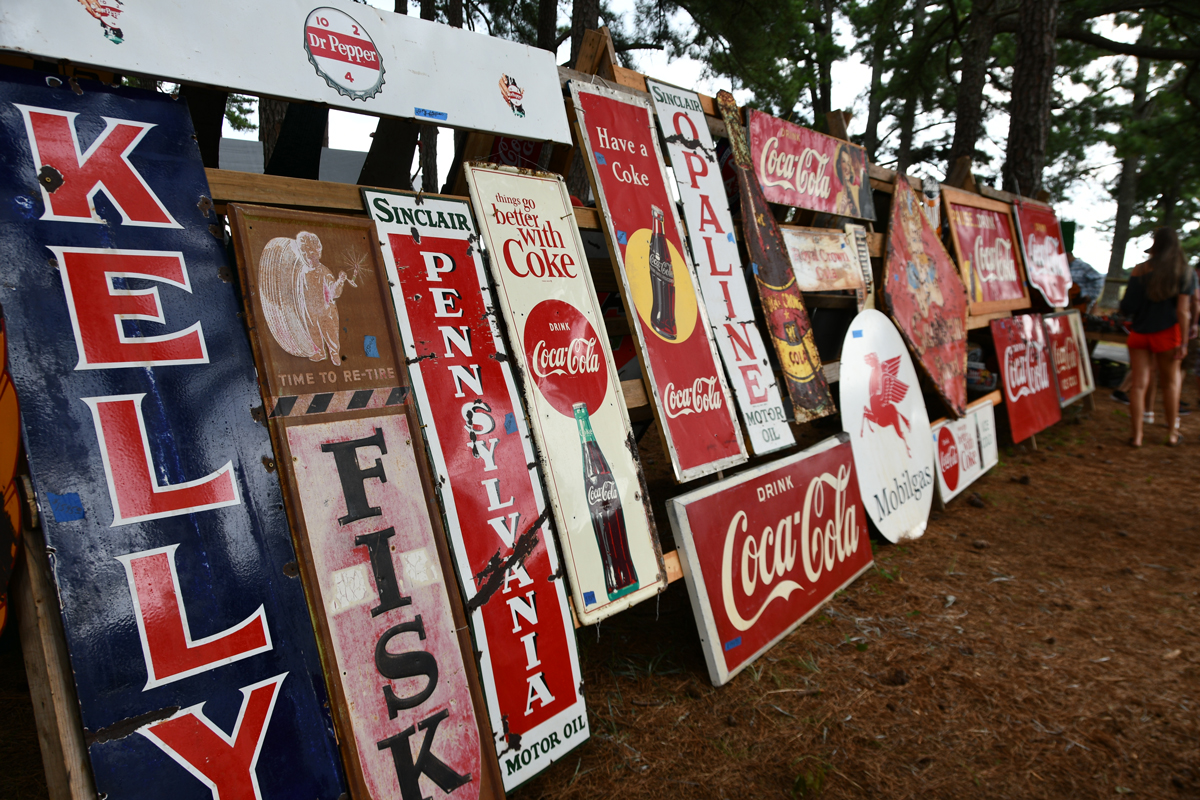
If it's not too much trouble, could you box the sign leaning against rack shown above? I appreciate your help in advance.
[668,434,873,686]
[0,0,571,142]
[571,80,747,481]
[942,185,1032,316]
[931,400,1000,504]
[646,78,794,456]
[1013,201,1073,309]
[364,187,588,790]
[0,72,349,800]
[991,314,1062,443]
[464,162,668,626]
[1041,310,1095,406]
[229,205,504,800]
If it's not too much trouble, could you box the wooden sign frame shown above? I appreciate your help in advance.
[229,204,504,800]
[941,184,1032,316]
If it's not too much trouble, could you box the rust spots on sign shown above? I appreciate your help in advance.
[37,165,64,194]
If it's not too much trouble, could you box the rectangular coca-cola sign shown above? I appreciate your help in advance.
[571,81,747,482]
[991,314,1061,443]
[667,435,873,686]
[1042,310,1095,406]
[646,79,794,455]
[747,109,875,220]
[464,163,667,626]
[364,188,588,789]
[931,400,998,504]
[943,186,1030,314]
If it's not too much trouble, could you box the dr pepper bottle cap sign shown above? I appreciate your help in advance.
[304,6,385,101]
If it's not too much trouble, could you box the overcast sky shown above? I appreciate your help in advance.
[225,1,1145,275]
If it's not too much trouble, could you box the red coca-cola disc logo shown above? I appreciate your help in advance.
[937,426,959,492]
[524,299,609,417]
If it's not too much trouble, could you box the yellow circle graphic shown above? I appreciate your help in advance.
[624,228,698,344]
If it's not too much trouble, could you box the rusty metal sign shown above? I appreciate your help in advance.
[0,72,349,800]
[942,185,1031,316]
[716,91,836,424]
[0,0,570,143]
[667,434,873,686]
[844,222,875,309]
[463,162,667,626]
[931,400,998,504]
[780,226,866,296]
[991,313,1062,443]
[570,81,746,481]
[1041,310,1095,407]
[1014,201,1072,309]
[229,205,504,800]
[363,188,588,789]
[646,79,794,456]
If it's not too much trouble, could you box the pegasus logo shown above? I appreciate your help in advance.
[860,352,912,456]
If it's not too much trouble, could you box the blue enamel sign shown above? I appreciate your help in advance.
[0,68,348,800]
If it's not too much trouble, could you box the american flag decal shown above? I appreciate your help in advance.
[269,386,410,418]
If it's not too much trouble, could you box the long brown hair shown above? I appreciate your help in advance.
[1144,227,1188,302]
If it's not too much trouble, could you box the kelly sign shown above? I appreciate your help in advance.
[0,72,347,800]
[931,400,999,504]
[747,109,875,220]
[1042,310,1095,406]
[840,310,935,542]
[1014,202,1072,308]
[0,0,570,142]
[571,81,746,481]
[943,186,1030,314]
[464,163,667,625]
[646,78,794,455]
[365,188,588,789]
[991,314,1062,443]
[229,205,503,800]
[667,434,873,686]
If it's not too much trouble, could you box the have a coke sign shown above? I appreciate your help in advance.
[668,435,873,686]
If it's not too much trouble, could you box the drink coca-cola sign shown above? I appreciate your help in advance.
[943,185,1031,314]
[991,314,1062,443]
[747,109,875,220]
[571,81,747,481]
[930,399,997,503]
[1014,202,1072,308]
[465,163,667,627]
[839,310,935,543]
[668,434,873,686]
[1042,310,1095,406]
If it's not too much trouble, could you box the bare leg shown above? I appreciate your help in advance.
[1144,358,1158,419]
[1157,349,1182,443]
[1128,347,1154,446]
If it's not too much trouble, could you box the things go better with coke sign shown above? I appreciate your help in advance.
[668,434,873,686]
[0,72,348,800]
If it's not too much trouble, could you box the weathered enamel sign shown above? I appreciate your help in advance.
[716,91,836,424]
[845,223,875,310]
[229,205,503,800]
[464,163,667,625]
[646,79,793,455]
[0,0,570,143]
[571,81,746,481]
[0,71,349,800]
[746,109,875,220]
[364,188,589,789]
[780,226,866,295]
[883,175,968,417]
[1042,310,1094,406]
[667,434,873,686]
[942,185,1031,315]
[931,400,998,504]
[840,310,935,543]
[1013,202,1072,308]
[991,314,1062,443]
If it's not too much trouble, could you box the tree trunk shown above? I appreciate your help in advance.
[259,98,289,167]
[537,0,557,53]
[447,0,462,29]
[1101,51,1150,308]
[862,3,891,161]
[896,0,927,174]
[1003,0,1059,197]
[946,0,997,172]
[419,0,438,192]
[357,0,418,188]
[811,0,836,122]
[393,0,406,13]
[570,0,601,66]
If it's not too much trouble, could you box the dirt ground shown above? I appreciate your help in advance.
[2,379,1198,799]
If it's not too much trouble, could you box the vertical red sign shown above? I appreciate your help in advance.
[364,189,588,789]
[570,81,746,482]
[1014,202,1072,308]
[991,314,1062,442]
[1042,310,1095,406]
[667,436,873,686]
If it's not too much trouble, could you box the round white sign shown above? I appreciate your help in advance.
[304,7,385,101]
[839,309,934,542]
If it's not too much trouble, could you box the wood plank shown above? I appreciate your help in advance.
[573,29,606,74]
[611,65,647,92]
[1084,331,1127,344]
[928,389,1003,428]
[966,310,1012,330]
[867,232,884,259]
[664,549,683,583]
[207,169,365,212]
[13,523,95,800]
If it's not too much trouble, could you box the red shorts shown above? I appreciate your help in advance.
[1127,324,1181,353]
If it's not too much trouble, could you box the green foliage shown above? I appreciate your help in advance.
[225,94,256,132]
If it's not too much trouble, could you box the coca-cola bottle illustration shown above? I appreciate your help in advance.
[647,205,677,340]
[573,402,639,600]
